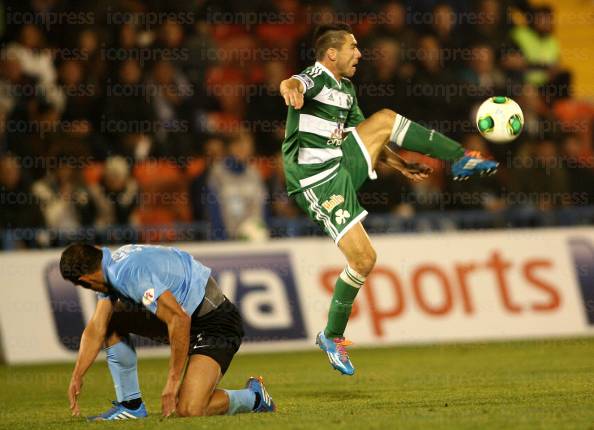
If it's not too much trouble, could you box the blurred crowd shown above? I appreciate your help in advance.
[0,0,593,247]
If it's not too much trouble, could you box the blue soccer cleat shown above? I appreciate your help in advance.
[86,401,148,421]
[451,150,499,180]
[316,331,355,376]
[245,376,276,413]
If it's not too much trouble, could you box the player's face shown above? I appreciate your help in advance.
[336,34,361,78]
[77,272,109,293]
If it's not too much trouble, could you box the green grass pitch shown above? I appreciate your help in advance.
[1,338,593,430]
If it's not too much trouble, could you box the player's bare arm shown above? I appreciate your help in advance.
[379,148,433,182]
[280,78,304,110]
[155,291,191,417]
[68,298,114,416]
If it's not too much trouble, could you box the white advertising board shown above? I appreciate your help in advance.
[0,227,593,364]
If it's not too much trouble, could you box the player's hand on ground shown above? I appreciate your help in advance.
[161,385,177,417]
[400,162,433,182]
[68,376,83,416]
[282,88,304,110]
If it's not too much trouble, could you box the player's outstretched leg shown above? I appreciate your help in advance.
[87,335,147,421]
[356,109,499,180]
[317,222,376,375]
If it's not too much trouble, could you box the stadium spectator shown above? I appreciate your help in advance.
[460,44,506,103]
[189,135,227,221]
[266,151,300,220]
[88,156,139,228]
[0,56,33,115]
[411,35,464,130]
[57,59,100,126]
[510,6,571,101]
[517,83,553,142]
[103,59,155,158]
[560,134,594,206]
[7,102,62,179]
[182,21,219,86]
[32,156,96,231]
[0,110,6,153]
[114,21,139,51]
[511,139,571,211]
[4,24,63,112]
[76,29,107,87]
[428,3,465,70]
[153,19,187,71]
[358,38,412,118]
[0,154,44,232]
[470,0,514,55]
[206,131,268,240]
[245,60,288,155]
[363,0,416,71]
[146,60,193,157]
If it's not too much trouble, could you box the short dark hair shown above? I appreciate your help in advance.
[60,243,103,284]
[313,23,353,60]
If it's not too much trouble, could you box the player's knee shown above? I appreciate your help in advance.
[351,248,377,277]
[366,248,378,274]
[104,331,123,348]
[177,402,208,417]
[376,108,397,128]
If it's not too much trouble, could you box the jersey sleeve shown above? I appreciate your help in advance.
[346,85,365,129]
[291,67,325,100]
[129,267,169,314]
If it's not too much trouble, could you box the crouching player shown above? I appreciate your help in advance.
[60,243,275,420]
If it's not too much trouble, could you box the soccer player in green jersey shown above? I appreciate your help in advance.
[280,23,498,375]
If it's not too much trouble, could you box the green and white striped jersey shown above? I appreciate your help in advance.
[282,61,365,195]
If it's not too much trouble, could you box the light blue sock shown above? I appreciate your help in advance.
[224,389,256,415]
[105,337,141,402]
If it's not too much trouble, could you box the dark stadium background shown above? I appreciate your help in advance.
[0,0,592,249]
[1,2,594,429]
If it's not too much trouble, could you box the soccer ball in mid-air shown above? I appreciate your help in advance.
[476,97,524,143]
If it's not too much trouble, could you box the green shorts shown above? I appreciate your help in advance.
[293,130,377,244]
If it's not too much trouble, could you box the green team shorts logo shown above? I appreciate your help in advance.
[321,194,345,212]
[335,209,351,225]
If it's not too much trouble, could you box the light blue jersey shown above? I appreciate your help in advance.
[99,244,211,315]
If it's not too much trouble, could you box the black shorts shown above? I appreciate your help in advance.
[107,297,244,374]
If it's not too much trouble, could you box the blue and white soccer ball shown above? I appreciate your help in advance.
[476,96,524,143]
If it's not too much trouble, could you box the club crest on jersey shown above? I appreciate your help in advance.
[327,113,346,146]
[142,288,155,306]
[321,194,345,212]
[327,126,344,146]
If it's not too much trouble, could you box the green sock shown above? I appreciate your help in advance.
[324,267,365,338]
[389,114,465,161]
